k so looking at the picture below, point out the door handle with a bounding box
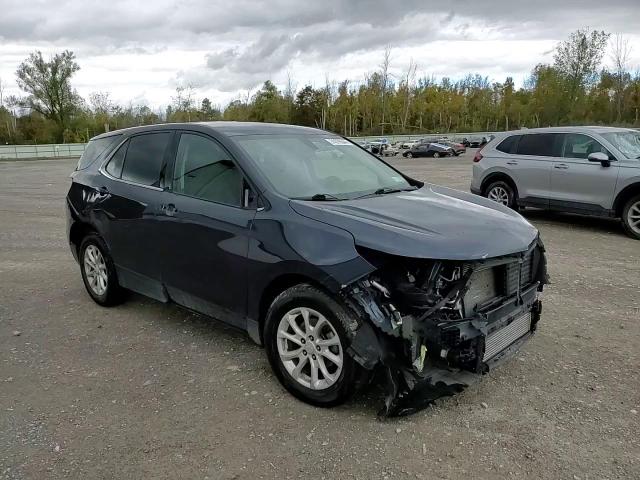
[554,164,569,170]
[161,203,177,216]
[506,161,518,165]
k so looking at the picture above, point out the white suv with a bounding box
[471,127,640,239]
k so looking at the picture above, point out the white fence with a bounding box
[0,131,496,160]
[0,143,87,160]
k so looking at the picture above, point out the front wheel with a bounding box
[485,181,517,209]
[264,284,365,407]
[433,152,440,158]
[622,195,640,240]
[405,152,413,158]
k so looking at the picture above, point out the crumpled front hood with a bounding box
[290,184,539,260]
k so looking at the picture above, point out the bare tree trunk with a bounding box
[380,45,391,136]
[401,58,417,132]
[611,34,631,122]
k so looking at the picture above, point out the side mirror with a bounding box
[587,152,611,167]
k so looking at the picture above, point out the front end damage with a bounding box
[341,238,548,417]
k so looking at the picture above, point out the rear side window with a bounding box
[120,132,172,186]
[496,135,520,154]
[516,134,560,157]
[76,135,121,170]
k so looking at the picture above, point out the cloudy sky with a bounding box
[1,0,639,110]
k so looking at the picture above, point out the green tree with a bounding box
[15,50,81,141]
[553,28,610,118]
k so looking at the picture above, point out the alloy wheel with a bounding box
[84,245,108,296]
[628,200,640,235]
[487,186,510,206]
[276,307,343,390]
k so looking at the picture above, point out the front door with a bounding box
[159,131,255,327]
[549,133,619,214]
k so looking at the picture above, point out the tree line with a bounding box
[0,28,638,145]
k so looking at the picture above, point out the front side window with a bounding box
[561,133,610,160]
[601,131,640,160]
[172,133,242,206]
[516,133,560,157]
[120,132,172,186]
[235,134,412,199]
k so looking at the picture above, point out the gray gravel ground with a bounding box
[1,152,639,479]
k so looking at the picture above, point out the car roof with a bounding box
[92,121,328,140]
[498,126,636,136]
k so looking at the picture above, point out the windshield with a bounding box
[602,131,640,159]
[234,134,413,199]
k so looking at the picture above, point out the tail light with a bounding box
[473,144,486,163]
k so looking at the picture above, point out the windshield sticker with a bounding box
[325,138,353,146]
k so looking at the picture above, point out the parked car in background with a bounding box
[438,140,467,156]
[468,136,485,148]
[471,126,640,239]
[67,121,547,416]
[460,137,470,147]
[402,142,454,158]
[368,141,397,156]
[399,141,417,149]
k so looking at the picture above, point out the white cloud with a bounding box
[0,0,639,108]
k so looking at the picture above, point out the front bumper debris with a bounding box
[343,238,547,417]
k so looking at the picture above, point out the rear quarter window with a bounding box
[76,135,122,170]
[496,135,520,154]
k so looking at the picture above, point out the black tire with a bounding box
[621,194,640,240]
[79,233,124,306]
[485,180,517,209]
[405,152,413,158]
[264,284,366,408]
[433,152,440,158]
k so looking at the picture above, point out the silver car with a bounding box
[470,127,640,239]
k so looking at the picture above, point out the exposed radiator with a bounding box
[483,312,532,361]
[504,250,535,296]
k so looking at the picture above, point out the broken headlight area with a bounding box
[343,239,548,417]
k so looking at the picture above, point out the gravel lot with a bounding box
[1,152,639,480]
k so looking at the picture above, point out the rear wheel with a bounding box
[264,284,366,407]
[622,195,640,240]
[433,152,440,158]
[485,180,517,209]
[79,234,123,306]
[405,152,413,158]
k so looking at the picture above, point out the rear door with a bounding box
[159,131,256,327]
[549,133,619,214]
[508,133,561,207]
[98,131,174,300]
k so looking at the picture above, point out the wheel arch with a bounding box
[69,221,99,258]
[613,182,640,217]
[481,171,520,199]
[256,273,331,344]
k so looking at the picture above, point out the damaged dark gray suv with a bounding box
[66,122,547,416]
